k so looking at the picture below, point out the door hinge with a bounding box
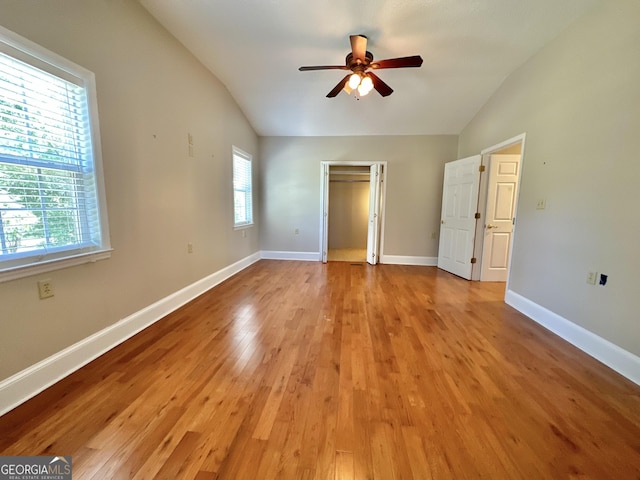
[474,212,481,219]
[470,257,477,264]
[479,165,486,172]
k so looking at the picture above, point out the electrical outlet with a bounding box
[242,229,247,238]
[586,271,597,285]
[38,279,54,299]
[536,199,546,210]
[187,133,194,157]
[187,243,193,254]
[294,228,300,235]
[431,231,437,239]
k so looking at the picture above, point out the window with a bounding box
[0,26,110,281]
[232,147,253,227]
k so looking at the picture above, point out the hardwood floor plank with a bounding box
[252,347,299,440]
[334,450,354,480]
[1,261,639,479]
[154,430,203,480]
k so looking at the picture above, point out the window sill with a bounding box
[0,249,113,283]
[234,223,254,230]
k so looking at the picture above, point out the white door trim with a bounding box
[480,133,527,156]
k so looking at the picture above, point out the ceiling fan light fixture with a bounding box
[348,73,361,90]
[358,75,374,95]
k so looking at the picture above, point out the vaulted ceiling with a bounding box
[139,0,600,137]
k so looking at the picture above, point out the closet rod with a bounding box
[329,179,370,183]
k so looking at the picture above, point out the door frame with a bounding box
[319,161,387,263]
[471,133,527,286]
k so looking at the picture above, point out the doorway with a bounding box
[327,165,369,262]
[320,162,386,264]
[472,135,525,282]
[437,134,525,282]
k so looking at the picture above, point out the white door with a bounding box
[321,163,330,263]
[366,164,382,265]
[437,155,481,279]
[480,154,521,281]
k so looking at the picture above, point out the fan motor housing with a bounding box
[346,51,374,69]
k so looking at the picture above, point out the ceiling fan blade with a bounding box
[299,65,349,71]
[327,75,351,98]
[350,34,368,62]
[371,55,423,69]
[368,72,394,97]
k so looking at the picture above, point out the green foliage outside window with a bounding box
[0,97,84,255]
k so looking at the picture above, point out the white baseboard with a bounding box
[505,289,640,386]
[260,250,320,261]
[0,251,261,417]
[259,252,439,266]
[381,255,438,266]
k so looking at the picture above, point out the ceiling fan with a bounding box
[298,34,423,98]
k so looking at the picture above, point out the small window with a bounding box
[232,147,253,228]
[0,26,110,281]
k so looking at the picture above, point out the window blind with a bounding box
[233,148,253,227]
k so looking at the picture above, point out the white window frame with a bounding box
[232,146,253,228]
[0,26,111,282]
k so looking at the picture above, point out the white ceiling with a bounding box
[139,0,600,137]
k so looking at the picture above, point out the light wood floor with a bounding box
[327,248,367,262]
[1,261,639,479]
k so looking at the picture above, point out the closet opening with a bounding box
[320,162,386,264]
[327,165,370,262]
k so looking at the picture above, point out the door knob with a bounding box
[486,224,497,229]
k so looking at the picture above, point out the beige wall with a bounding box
[328,175,369,249]
[259,135,458,257]
[0,0,259,379]
[459,0,640,355]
